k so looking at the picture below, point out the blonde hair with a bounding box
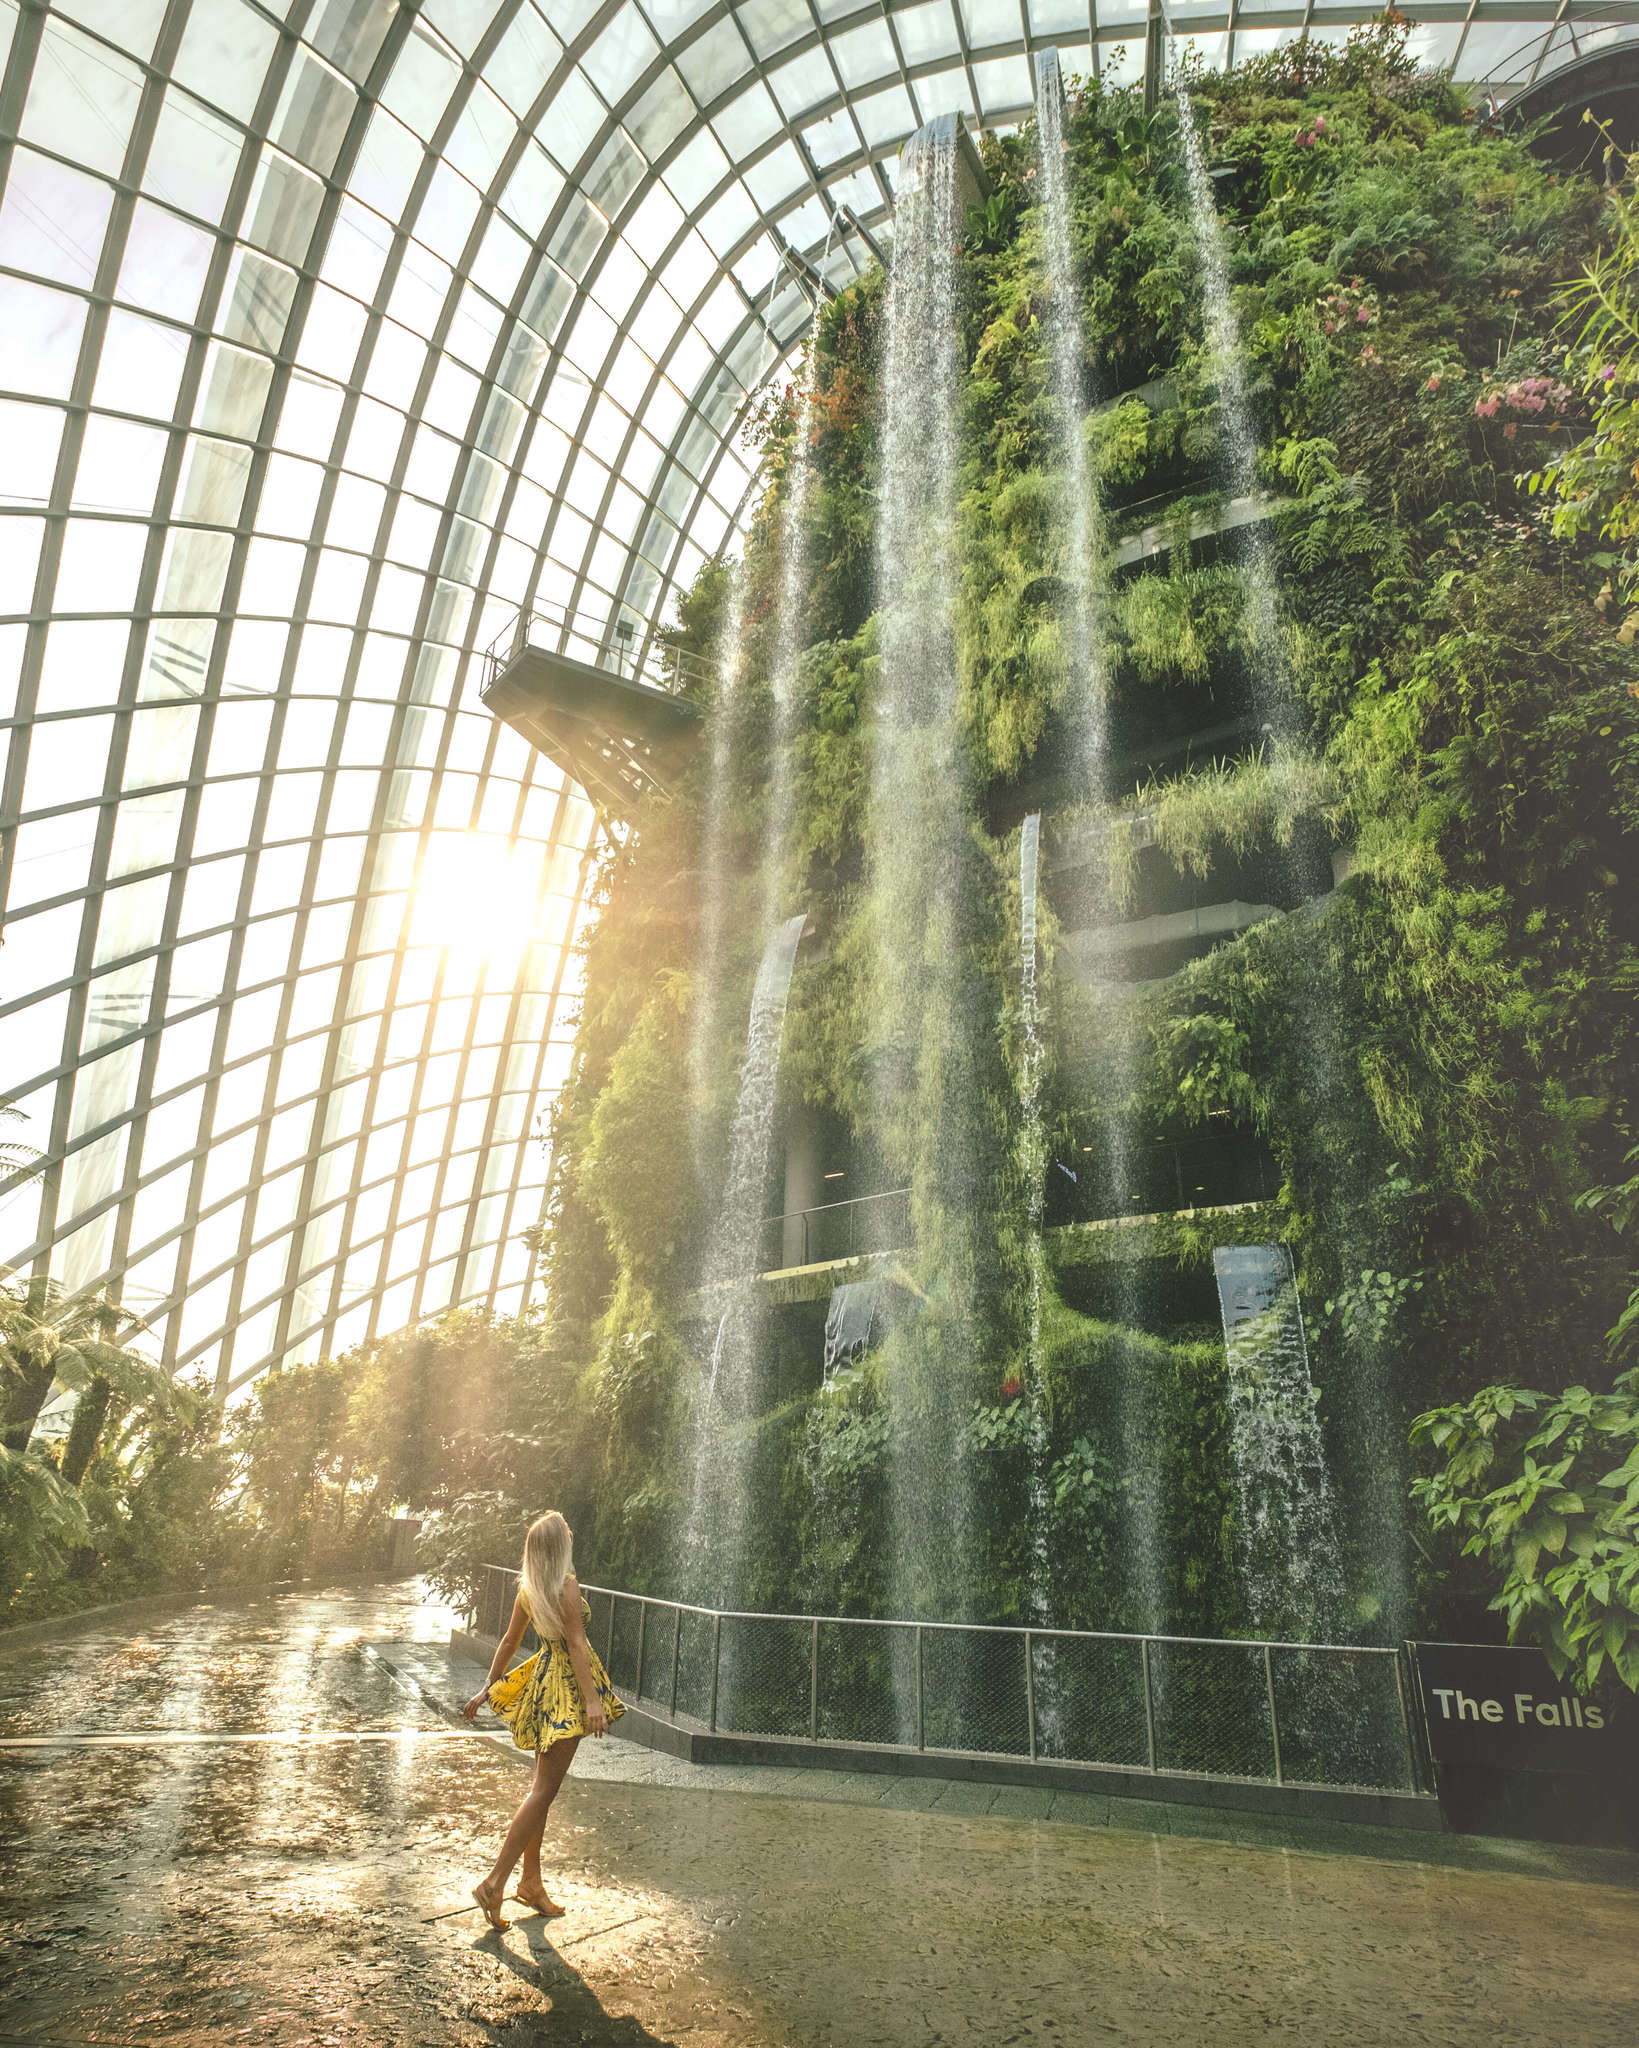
[518,1511,573,1636]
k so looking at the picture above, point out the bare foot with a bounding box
[511,1879,566,1918]
[471,1880,508,1930]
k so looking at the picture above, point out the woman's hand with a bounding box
[461,1690,490,1721]
[584,1703,610,1738]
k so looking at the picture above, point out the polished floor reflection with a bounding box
[2,1584,1636,2047]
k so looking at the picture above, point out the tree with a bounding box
[0,1278,160,1464]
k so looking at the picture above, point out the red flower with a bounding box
[1001,1375,1023,1399]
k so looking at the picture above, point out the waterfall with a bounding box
[868,114,984,1647]
[687,562,750,1185]
[1171,69,1291,739]
[1033,57,1162,1631]
[1170,52,1403,1633]
[684,910,808,1602]
[1032,51,1108,788]
[1214,1244,1347,1639]
[760,289,826,935]
[821,1280,879,1382]
[1017,814,1052,1633]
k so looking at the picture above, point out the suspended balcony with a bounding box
[479,604,704,818]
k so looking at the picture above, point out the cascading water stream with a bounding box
[759,259,829,936]
[1032,56,1164,1632]
[1213,1246,1346,1639]
[1166,39,1402,1635]
[684,910,808,1604]
[1032,50,1106,787]
[868,116,984,1656]
[1017,813,1050,1617]
[1169,49,1289,736]
[687,564,750,1186]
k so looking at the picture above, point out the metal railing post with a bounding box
[635,1600,647,1700]
[669,1604,682,1720]
[708,1613,722,1733]
[1024,1629,1037,1761]
[605,1592,617,1668]
[1392,1645,1419,1792]
[809,1618,820,1741]
[1140,1638,1157,1772]
[1264,1644,1283,1785]
[916,1626,925,1751]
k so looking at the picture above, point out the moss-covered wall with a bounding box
[538,27,1638,1641]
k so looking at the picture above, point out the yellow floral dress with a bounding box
[486,1591,626,1753]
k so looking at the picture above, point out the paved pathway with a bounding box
[2,1583,1636,2047]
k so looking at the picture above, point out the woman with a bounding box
[461,1510,626,1926]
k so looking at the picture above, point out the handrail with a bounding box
[480,601,715,698]
[758,1184,912,1268]
[763,1185,911,1229]
[545,1576,1403,1659]
[465,1564,1423,1791]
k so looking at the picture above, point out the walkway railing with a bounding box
[469,1568,1422,1795]
[481,602,713,698]
[757,1185,912,1270]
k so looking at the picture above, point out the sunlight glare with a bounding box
[407,833,543,963]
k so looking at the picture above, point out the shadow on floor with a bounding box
[473,1914,680,2046]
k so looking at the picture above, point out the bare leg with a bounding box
[515,1736,580,1913]
[474,1737,580,1925]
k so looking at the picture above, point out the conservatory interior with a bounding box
[0,0,1636,1855]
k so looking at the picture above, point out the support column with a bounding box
[1144,0,1167,117]
[781,1099,826,1267]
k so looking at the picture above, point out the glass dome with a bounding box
[0,0,1626,1394]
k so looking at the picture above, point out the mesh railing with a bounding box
[467,1567,1421,1794]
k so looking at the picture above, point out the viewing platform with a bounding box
[479,604,703,816]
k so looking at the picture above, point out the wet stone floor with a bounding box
[2,1585,1637,2048]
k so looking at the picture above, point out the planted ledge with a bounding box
[1050,1200,1281,1276]
[687,1203,1280,1315]
[1112,491,1294,571]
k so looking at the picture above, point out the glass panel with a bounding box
[117,201,216,324]
[0,149,114,291]
[20,16,144,178]
[145,89,244,226]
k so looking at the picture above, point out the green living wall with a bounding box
[538,23,1638,1648]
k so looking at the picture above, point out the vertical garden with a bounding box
[537,24,1638,1664]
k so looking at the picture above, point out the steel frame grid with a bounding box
[0,0,1629,1400]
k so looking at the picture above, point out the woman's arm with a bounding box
[460,1592,529,1719]
[561,1575,609,1736]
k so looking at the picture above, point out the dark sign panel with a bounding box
[1410,1642,1631,1777]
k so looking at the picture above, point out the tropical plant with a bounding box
[1526,127,1639,625]
[1411,1374,1639,1690]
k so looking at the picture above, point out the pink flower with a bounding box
[1357,305,1371,323]
[1474,396,1499,418]
[1314,115,1327,132]
[1599,364,1617,384]
[1324,320,1336,334]
[1425,374,1441,391]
